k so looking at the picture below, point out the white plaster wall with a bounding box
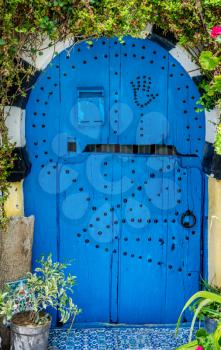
[205,108,220,144]
[208,178,221,287]
[4,106,25,147]
[20,36,75,70]
[169,45,201,77]
[141,23,153,38]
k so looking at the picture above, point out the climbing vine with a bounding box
[0,0,221,225]
[0,0,149,225]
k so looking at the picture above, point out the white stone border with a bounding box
[4,106,26,147]
[169,45,201,78]
[205,108,220,144]
[20,37,75,71]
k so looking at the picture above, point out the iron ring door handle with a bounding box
[181,210,197,228]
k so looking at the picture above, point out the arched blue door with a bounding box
[25,37,205,324]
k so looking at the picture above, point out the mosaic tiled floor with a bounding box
[48,327,190,350]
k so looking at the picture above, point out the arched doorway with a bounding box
[24,37,205,324]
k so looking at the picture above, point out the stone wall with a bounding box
[0,216,34,286]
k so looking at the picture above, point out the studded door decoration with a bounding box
[25,37,205,324]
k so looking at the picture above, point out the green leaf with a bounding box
[176,340,198,350]
[213,75,221,93]
[15,27,28,33]
[199,51,220,71]
[216,36,221,44]
[213,324,221,349]
[196,328,208,338]
[0,39,6,45]
[189,299,212,341]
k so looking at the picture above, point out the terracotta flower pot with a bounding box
[10,312,51,350]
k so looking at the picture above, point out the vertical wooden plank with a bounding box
[164,159,202,322]
[59,155,114,322]
[58,38,114,323]
[110,154,122,322]
[118,156,166,323]
[109,38,121,145]
[163,157,187,322]
[183,166,202,320]
[120,38,168,146]
[168,55,205,157]
[108,39,122,322]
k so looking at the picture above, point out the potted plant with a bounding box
[191,282,221,334]
[0,255,81,350]
[176,288,221,350]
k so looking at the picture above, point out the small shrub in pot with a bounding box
[0,255,81,350]
[188,281,221,334]
[176,281,221,349]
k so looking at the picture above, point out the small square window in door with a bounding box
[77,88,104,126]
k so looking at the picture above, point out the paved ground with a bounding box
[48,326,189,350]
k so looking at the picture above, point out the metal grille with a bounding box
[84,144,177,155]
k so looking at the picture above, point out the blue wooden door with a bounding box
[59,154,202,323]
[25,37,205,324]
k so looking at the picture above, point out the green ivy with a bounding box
[215,123,221,154]
[199,51,220,71]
